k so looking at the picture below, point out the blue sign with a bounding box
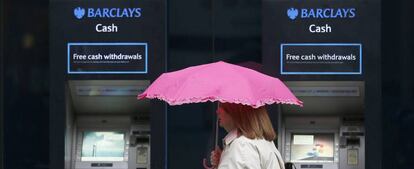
[280,43,362,75]
[67,42,148,74]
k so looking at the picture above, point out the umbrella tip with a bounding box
[137,93,146,100]
[297,101,304,107]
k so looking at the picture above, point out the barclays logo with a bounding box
[287,7,356,20]
[74,7,86,19]
[74,7,142,19]
[287,8,299,20]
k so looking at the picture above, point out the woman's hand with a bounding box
[210,146,222,168]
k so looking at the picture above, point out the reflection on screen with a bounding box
[291,133,334,163]
[81,131,125,161]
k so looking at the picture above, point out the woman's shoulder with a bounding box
[231,135,272,147]
[232,135,278,152]
[232,135,254,145]
[227,135,256,150]
[235,135,271,143]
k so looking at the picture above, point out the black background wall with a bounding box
[2,0,50,169]
[167,0,262,168]
[382,0,414,168]
[0,0,4,167]
[1,0,414,169]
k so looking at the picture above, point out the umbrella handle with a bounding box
[205,110,220,169]
[215,116,219,147]
[203,158,215,169]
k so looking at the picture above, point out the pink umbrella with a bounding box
[137,61,302,168]
[138,61,302,107]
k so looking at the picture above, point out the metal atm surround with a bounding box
[279,81,365,169]
[66,80,152,169]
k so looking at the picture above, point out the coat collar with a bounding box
[223,129,239,146]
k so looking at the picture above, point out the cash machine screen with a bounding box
[290,133,335,162]
[81,131,125,161]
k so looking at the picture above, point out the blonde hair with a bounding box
[219,103,276,141]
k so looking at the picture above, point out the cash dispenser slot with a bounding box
[91,163,113,167]
[346,138,360,146]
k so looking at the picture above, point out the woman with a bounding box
[210,103,285,169]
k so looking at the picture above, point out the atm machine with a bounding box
[279,81,365,169]
[65,80,151,169]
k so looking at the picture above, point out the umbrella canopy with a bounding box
[138,61,302,107]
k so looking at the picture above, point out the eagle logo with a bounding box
[287,8,299,20]
[74,7,85,19]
